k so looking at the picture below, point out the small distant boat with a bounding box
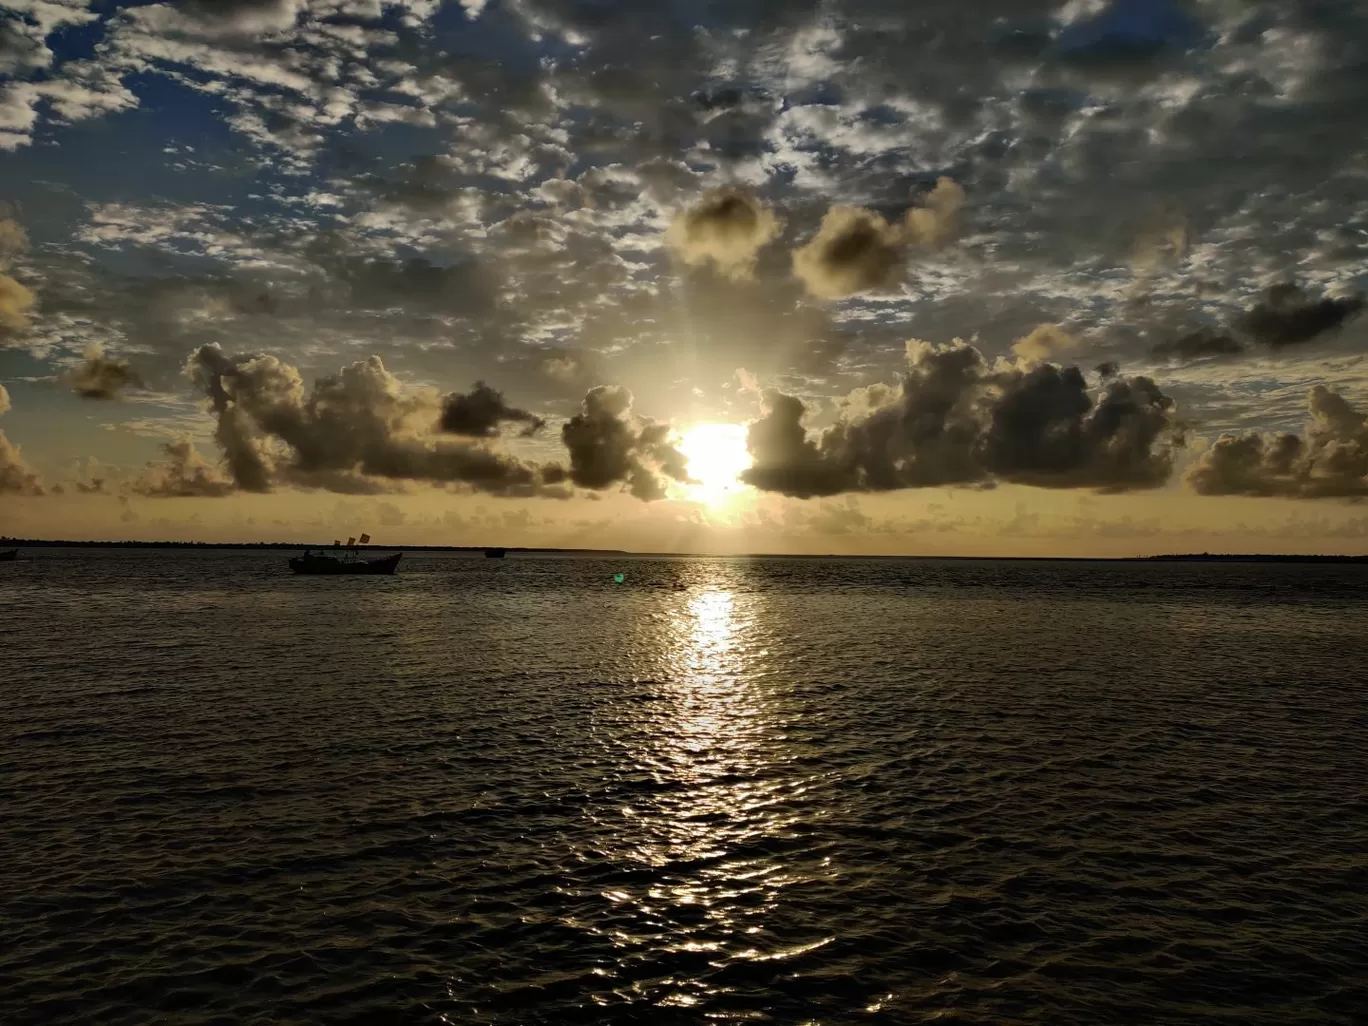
[289,551,402,575]
[0,549,16,562]
[485,548,506,559]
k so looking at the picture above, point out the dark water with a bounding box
[2,550,1367,1025]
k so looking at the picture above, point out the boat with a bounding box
[289,532,400,575]
[0,549,16,561]
[485,548,506,558]
[289,551,402,575]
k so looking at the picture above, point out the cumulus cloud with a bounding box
[1236,283,1365,350]
[792,205,904,300]
[902,177,967,247]
[1012,324,1081,362]
[1188,386,1368,498]
[64,344,145,399]
[186,345,566,497]
[665,187,782,281]
[561,385,688,501]
[742,339,1181,497]
[0,209,34,333]
[438,381,545,438]
[792,177,965,298]
[132,438,235,497]
[978,364,1178,491]
[0,383,43,495]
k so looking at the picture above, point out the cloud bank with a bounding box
[1189,386,1368,498]
[186,345,567,497]
[744,339,1181,497]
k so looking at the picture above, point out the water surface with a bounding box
[2,551,1366,1024]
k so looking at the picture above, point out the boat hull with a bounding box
[289,552,402,575]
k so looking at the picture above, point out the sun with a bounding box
[678,422,752,506]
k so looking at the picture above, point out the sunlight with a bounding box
[678,423,751,506]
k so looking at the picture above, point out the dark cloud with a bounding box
[186,345,566,497]
[561,385,688,501]
[742,339,1181,497]
[132,439,235,498]
[665,187,782,281]
[1237,283,1365,350]
[742,391,853,499]
[1151,329,1246,362]
[64,344,144,400]
[1188,386,1368,499]
[0,384,43,495]
[1151,283,1363,364]
[438,381,545,438]
[979,365,1178,491]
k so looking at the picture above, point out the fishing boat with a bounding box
[0,549,16,562]
[485,548,506,558]
[289,551,401,575]
[289,533,401,575]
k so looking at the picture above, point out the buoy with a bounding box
[613,573,626,584]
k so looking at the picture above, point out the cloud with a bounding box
[64,344,145,399]
[0,383,43,495]
[438,381,545,438]
[742,338,1182,497]
[792,205,904,300]
[1150,281,1363,364]
[561,385,688,500]
[1012,323,1081,363]
[792,178,965,298]
[132,438,235,497]
[902,177,967,247]
[167,0,307,35]
[1151,328,1245,362]
[1188,386,1368,498]
[978,364,1178,491]
[0,209,34,333]
[186,345,567,497]
[665,187,782,281]
[0,273,32,332]
[1236,283,1365,350]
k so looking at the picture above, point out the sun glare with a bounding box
[679,423,752,506]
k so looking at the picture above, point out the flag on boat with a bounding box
[358,533,371,544]
[347,536,356,547]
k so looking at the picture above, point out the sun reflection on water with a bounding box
[575,583,837,1012]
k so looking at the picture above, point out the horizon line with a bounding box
[4,538,1368,563]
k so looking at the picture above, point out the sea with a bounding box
[1,548,1366,1025]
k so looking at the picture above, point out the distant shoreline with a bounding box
[3,539,1367,563]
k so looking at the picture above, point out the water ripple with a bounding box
[1,551,1366,1024]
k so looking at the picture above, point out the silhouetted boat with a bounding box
[485,548,506,558]
[0,549,16,561]
[289,551,401,575]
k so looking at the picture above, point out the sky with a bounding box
[3,0,1368,555]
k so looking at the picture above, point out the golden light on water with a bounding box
[678,423,751,507]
